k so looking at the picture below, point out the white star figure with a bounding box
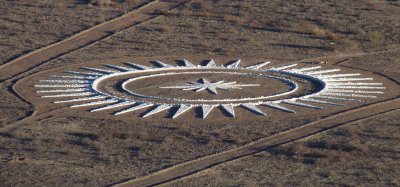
[160,78,260,94]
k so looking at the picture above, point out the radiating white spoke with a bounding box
[49,75,99,80]
[201,105,215,119]
[154,61,173,68]
[172,105,193,119]
[182,59,195,67]
[91,101,136,112]
[81,67,118,74]
[303,69,341,75]
[66,71,104,76]
[287,66,321,73]
[39,80,90,84]
[225,60,241,68]
[70,99,118,108]
[125,62,151,70]
[115,103,153,115]
[34,84,88,88]
[283,100,323,110]
[245,61,271,69]
[221,104,235,118]
[262,103,296,113]
[205,59,217,68]
[41,92,94,98]
[103,64,135,72]
[36,88,88,93]
[270,64,298,71]
[143,105,172,118]
[241,104,266,116]
[54,95,107,103]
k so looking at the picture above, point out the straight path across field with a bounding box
[0,0,186,81]
[113,97,400,187]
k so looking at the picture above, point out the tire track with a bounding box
[113,96,400,187]
[0,0,187,82]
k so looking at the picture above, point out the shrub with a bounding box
[367,31,384,44]
[88,0,115,7]
[300,22,326,37]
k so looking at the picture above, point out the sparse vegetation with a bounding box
[300,23,327,37]
[88,0,115,7]
[368,31,385,44]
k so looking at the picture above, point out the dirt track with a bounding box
[113,96,400,187]
[0,0,187,82]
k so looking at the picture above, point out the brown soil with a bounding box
[0,0,400,186]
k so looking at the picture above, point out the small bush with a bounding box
[300,23,326,37]
[223,15,238,24]
[249,19,262,28]
[367,31,384,44]
[88,0,115,7]
[338,38,359,52]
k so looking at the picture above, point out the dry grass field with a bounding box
[0,0,399,186]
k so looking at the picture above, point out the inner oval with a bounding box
[122,72,293,101]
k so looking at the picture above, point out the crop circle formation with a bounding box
[34,59,385,119]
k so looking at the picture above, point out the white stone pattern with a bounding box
[34,59,385,119]
[160,78,260,94]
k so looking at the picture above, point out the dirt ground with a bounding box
[0,0,399,186]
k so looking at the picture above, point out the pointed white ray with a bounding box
[316,74,361,78]
[320,93,377,98]
[326,86,386,89]
[287,66,321,73]
[39,80,91,84]
[207,85,218,94]
[182,59,195,67]
[262,103,296,113]
[91,101,137,112]
[34,84,88,88]
[50,75,99,80]
[143,105,172,118]
[325,89,384,94]
[299,98,345,106]
[103,64,135,72]
[303,69,341,75]
[241,104,266,116]
[204,59,217,68]
[41,92,94,98]
[154,61,174,68]
[54,95,107,103]
[172,105,193,119]
[221,104,235,118]
[66,71,104,76]
[310,95,357,101]
[225,60,241,68]
[269,64,298,71]
[114,103,153,115]
[245,61,271,69]
[36,88,88,93]
[283,100,323,110]
[201,105,215,119]
[70,99,118,108]
[80,67,118,74]
[327,82,383,86]
[323,78,374,82]
[125,62,151,70]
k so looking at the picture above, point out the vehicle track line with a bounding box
[112,97,400,187]
[0,0,187,82]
